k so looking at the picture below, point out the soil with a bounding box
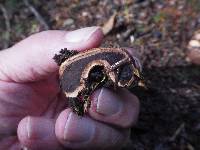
[0,0,200,149]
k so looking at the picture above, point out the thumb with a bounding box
[0,27,103,82]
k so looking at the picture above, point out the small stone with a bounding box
[82,11,89,17]
[63,18,74,27]
[194,33,200,40]
[139,12,147,19]
[189,40,200,48]
[130,35,135,43]
[116,34,121,39]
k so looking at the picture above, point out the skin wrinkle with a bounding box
[0,52,37,82]
[47,94,68,119]
[0,94,27,113]
[42,96,59,118]
[0,103,29,120]
[0,82,33,109]
[30,92,57,114]
[0,49,26,82]
[27,80,61,118]
[9,67,24,83]
[29,76,59,96]
[0,104,27,117]
[18,64,39,82]
[23,54,43,81]
[0,70,12,82]
[29,67,41,82]
[28,60,56,82]
[0,82,35,135]
[40,95,59,118]
[52,93,68,119]
[0,60,13,82]
[0,84,36,115]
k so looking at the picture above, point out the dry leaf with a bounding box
[101,12,117,35]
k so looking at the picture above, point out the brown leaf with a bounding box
[101,12,117,35]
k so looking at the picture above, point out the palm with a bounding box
[0,74,65,149]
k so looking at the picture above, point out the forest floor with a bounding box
[0,0,200,149]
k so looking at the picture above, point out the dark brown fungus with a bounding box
[54,48,143,115]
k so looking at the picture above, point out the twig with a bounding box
[23,0,49,30]
[169,123,185,141]
[0,4,11,48]
[187,143,195,150]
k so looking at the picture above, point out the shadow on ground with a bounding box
[127,65,200,150]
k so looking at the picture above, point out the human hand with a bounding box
[0,27,140,150]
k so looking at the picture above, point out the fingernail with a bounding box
[65,26,100,43]
[95,88,123,116]
[25,117,54,140]
[64,112,94,142]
